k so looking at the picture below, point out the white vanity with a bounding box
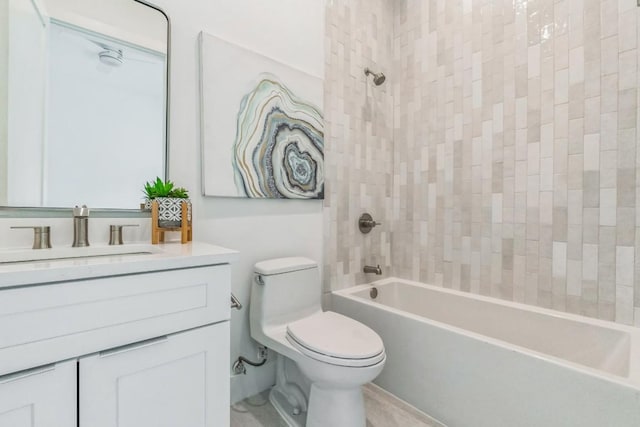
[0,242,238,426]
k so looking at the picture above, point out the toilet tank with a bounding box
[250,257,322,334]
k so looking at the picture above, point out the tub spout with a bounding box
[363,264,382,275]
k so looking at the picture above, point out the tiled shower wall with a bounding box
[392,0,640,325]
[323,0,394,291]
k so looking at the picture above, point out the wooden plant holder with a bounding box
[151,200,193,244]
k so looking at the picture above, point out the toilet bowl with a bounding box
[249,257,386,427]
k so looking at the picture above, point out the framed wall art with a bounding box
[199,32,324,199]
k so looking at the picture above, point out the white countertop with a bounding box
[0,241,239,288]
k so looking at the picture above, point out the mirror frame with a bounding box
[0,0,170,218]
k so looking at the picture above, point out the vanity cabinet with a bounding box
[0,325,229,427]
[0,360,77,427]
[0,243,238,427]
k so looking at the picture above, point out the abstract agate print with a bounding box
[233,77,324,199]
[199,32,324,199]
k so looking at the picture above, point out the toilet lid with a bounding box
[286,312,384,365]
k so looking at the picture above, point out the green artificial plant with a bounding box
[143,177,189,200]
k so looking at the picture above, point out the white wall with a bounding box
[0,1,8,204]
[145,0,325,402]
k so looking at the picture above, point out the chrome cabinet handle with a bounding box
[0,364,55,384]
[100,336,168,357]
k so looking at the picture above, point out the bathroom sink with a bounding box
[0,244,160,264]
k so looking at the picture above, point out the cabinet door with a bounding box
[80,323,229,427]
[0,360,77,427]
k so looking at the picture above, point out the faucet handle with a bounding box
[11,226,52,249]
[108,224,139,245]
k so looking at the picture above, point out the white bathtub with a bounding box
[332,278,640,427]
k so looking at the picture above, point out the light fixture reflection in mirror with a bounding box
[97,46,124,68]
[0,0,169,212]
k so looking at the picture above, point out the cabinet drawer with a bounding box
[0,265,230,376]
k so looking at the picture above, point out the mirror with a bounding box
[0,0,168,211]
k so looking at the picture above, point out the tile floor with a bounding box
[230,383,444,427]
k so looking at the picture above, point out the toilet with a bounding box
[250,257,386,427]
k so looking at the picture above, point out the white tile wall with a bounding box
[323,0,394,292]
[391,0,640,324]
[325,0,640,325]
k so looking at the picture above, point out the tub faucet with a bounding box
[363,264,382,275]
[72,205,90,247]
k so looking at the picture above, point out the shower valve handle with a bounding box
[359,213,381,234]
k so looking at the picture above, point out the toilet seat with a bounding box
[286,311,385,367]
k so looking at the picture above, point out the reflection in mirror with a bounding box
[0,0,168,210]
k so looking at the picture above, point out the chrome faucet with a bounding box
[72,205,90,247]
[363,264,382,275]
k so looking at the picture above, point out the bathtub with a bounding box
[332,278,640,427]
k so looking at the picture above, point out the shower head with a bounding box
[364,68,386,85]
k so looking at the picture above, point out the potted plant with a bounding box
[143,177,191,228]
